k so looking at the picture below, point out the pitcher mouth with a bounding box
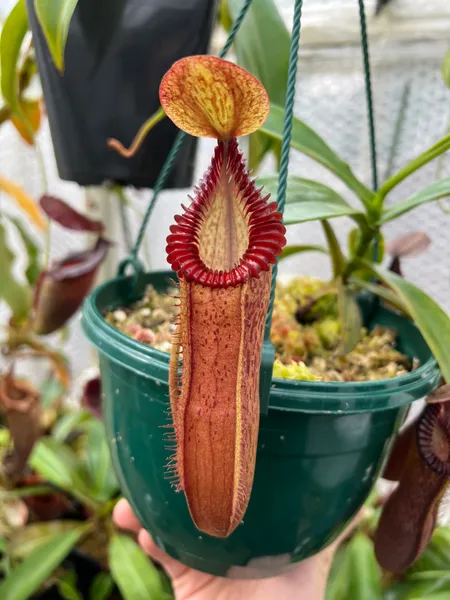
[166,138,285,288]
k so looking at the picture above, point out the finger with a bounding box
[113,498,142,533]
[137,529,192,581]
[327,507,365,553]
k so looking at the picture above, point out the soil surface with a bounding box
[105,277,415,382]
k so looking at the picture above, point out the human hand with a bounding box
[114,499,360,600]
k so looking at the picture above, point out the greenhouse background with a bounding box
[0,0,449,378]
[0,1,450,598]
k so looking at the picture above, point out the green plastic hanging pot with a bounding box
[82,270,440,578]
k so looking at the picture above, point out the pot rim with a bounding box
[82,270,441,413]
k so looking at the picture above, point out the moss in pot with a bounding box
[105,276,415,383]
[82,55,450,577]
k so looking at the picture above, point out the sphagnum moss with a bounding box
[105,277,414,382]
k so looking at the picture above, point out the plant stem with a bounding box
[342,224,379,281]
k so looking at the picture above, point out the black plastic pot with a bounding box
[26,0,218,188]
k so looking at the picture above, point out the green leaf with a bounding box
[326,543,352,600]
[347,533,382,600]
[109,534,166,600]
[39,378,66,409]
[409,571,450,580]
[58,570,83,600]
[0,524,89,600]
[248,131,277,172]
[337,281,362,355]
[441,49,450,89]
[52,409,92,442]
[9,520,84,559]
[378,134,450,203]
[381,178,450,223]
[350,278,409,315]
[260,104,374,205]
[82,419,119,502]
[29,437,98,508]
[410,593,450,600]
[259,175,361,224]
[366,264,450,383]
[90,572,115,600]
[0,222,31,321]
[34,0,79,73]
[5,215,41,285]
[225,0,289,170]
[322,220,346,277]
[0,0,28,115]
[0,485,54,500]
[280,244,328,261]
[227,0,289,105]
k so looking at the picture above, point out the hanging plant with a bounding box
[161,55,286,537]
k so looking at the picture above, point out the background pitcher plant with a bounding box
[161,56,286,537]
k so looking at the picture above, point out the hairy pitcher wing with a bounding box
[161,57,285,537]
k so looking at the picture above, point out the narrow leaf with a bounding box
[337,281,362,355]
[5,215,41,285]
[29,437,98,508]
[58,579,83,600]
[381,179,450,223]
[9,521,85,559]
[259,175,361,224]
[0,485,54,500]
[441,49,450,89]
[89,572,115,600]
[0,0,28,115]
[378,135,450,202]
[109,534,166,600]
[226,0,289,106]
[0,175,46,230]
[225,0,290,170]
[82,419,118,502]
[409,571,450,580]
[326,544,352,600]
[367,264,450,383]
[0,223,31,321]
[40,195,104,232]
[347,533,383,600]
[350,278,409,315]
[34,0,79,73]
[52,409,91,442]
[0,525,89,600]
[39,378,66,408]
[411,591,450,600]
[280,244,328,261]
[11,100,42,145]
[322,220,345,277]
[260,104,374,205]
